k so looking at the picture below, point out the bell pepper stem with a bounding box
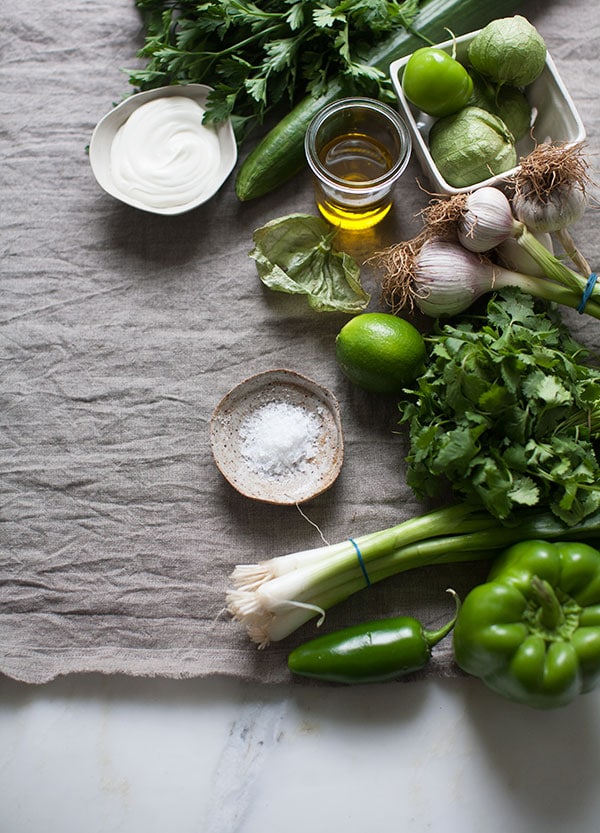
[530,575,565,630]
[423,588,461,647]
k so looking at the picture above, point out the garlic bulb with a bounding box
[414,240,491,316]
[376,237,600,320]
[458,187,515,252]
[513,181,588,233]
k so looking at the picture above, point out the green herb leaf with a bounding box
[400,288,600,524]
[313,6,346,29]
[129,0,425,140]
[250,214,370,313]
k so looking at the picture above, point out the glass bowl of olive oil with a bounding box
[305,97,412,231]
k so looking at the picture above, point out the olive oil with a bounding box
[314,131,397,230]
[305,99,411,231]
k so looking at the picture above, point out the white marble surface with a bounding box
[2,672,600,832]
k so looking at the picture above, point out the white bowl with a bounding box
[210,369,344,505]
[89,84,237,214]
[390,31,586,195]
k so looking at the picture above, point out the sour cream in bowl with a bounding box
[89,85,237,214]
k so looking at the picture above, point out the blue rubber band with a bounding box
[349,538,371,587]
[578,272,598,314]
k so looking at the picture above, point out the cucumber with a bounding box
[235,0,523,201]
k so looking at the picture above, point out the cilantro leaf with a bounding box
[313,6,346,29]
[401,289,600,525]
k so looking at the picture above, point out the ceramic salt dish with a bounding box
[390,30,586,195]
[89,84,237,215]
[210,369,344,505]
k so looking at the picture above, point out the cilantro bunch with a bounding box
[401,289,600,525]
[129,0,422,139]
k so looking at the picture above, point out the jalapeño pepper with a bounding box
[288,591,459,684]
[453,540,600,709]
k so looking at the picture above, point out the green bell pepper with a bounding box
[453,540,600,709]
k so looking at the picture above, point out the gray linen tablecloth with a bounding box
[2,0,599,684]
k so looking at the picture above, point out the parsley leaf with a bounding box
[128,0,425,141]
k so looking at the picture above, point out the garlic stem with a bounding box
[496,231,553,277]
[555,227,592,276]
[492,268,600,318]
[513,220,589,295]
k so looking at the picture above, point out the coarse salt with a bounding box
[239,401,322,479]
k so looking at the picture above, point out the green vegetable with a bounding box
[375,236,600,322]
[249,214,369,313]
[401,289,600,525]
[468,15,547,88]
[227,500,600,647]
[129,0,425,141]
[484,85,531,142]
[402,47,473,117]
[453,187,591,301]
[469,72,531,141]
[288,590,459,683]
[428,105,516,188]
[235,0,523,200]
[453,540,600,709]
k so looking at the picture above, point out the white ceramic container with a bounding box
[89,84,237,214]
[390,31,586,195]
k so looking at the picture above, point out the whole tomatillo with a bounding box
[468,15,547,87]
[401,47,473,118]
[429,106,516,187]
[469,72,532,141]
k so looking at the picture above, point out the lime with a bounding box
[335,312,426,394]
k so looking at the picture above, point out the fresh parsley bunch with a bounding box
[401,289,600,525]
[129,0,422,139]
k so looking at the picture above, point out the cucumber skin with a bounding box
[235,0,523,201]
